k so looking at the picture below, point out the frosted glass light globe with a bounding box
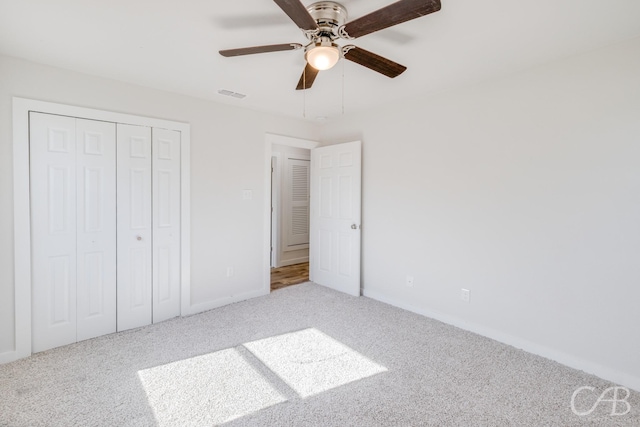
[306,45,340,71]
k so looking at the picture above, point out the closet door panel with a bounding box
[117,124,153,331]
[76,119,117,341]
[30,112,78,352]
[152,128,181,323]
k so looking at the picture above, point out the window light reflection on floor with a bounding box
[244,328,388,399]
[137,348,286,425]
[137,328,387,425]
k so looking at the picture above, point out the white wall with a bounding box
[322,37,640,390]
[0,55,321,355]
[272,143,310,267]
[2,35,639,390]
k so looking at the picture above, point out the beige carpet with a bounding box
[0,283,638,426]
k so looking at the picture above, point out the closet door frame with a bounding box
[9,97,191,363]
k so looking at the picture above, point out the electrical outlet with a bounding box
[460,288,470,303]
[226,267,234,277]
[406,276,414,287]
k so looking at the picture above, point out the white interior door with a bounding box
[30,113,78,352]
[75,118,117,341]
[309,141,362,296]
[152,128,181,323]
[117,124,153,331]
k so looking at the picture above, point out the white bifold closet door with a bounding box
[31,116,181,352]
[116,124,153,331]
[30,113,117,353]
[117,124,181,331]
[151,128,181,324]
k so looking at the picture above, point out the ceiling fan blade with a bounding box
[296,63,320,90]
[219,43,302,57]
[340,0,441,39]
[273,0,319,31]
[343,46,407,78]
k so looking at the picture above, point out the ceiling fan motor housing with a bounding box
[305,1,348,40]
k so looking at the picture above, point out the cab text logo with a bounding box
[571,386,632,416]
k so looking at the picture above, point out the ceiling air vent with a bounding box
[217,89,247,99]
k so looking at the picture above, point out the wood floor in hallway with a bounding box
[270,262,309,291]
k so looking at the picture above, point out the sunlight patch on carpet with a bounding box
[244,328,387,398]
[138,348,286,426]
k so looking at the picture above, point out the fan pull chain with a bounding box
[303,65,307,119]
[342,58,345,115]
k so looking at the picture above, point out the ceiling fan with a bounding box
[219,0,442,90]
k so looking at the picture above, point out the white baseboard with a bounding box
[186,288,269,316]
[0,288,270,365]
[363,287,640,393]
[277,257,309,267]
[0,350,18,365]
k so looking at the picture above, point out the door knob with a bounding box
[351,224,358,230]
[136,235,142,241]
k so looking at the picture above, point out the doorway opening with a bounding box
[270,141,313,291]
[264,134,319,293]
[263,134,362,297]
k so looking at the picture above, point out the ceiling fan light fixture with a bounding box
[221,0,442,90]
[305,42,340,71]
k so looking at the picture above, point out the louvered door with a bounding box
[284,156,310,249]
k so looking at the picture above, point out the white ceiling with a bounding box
[1,0,640,121]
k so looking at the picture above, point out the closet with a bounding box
[29,112,181,353]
